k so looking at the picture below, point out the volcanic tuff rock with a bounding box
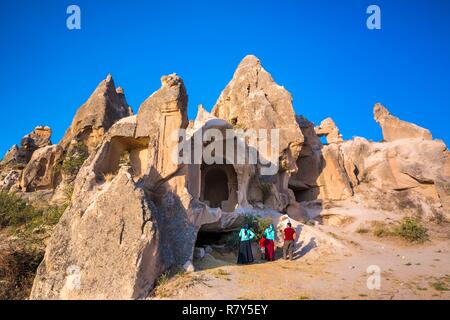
[211,55,304,172]
[0,126,53,192]
[0,144,19,165]
[20,144,64,192]
[16,126,52,164]
[290,108,450,220]
[0,54,446,299]
[30,74,196,299]
[60,74,132,152]
[315,117,344,144]
[374,103,432,142]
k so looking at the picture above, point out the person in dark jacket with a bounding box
[237,224,255,264]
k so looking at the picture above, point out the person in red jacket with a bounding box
[283,222,296,260]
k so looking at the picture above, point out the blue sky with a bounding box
[1,0,449,155]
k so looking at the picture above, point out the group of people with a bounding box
[237,222,297,264]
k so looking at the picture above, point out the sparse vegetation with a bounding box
[371,217,429,243]
[212,268,231,281]
[394,217,429,243]
[0,191,67,299]
[119,150,131,166]
[0,191,67,237]
[0,246,44,300]
[59,142,89,176]
[0,192,38,228]
[223,215,273,250]
[63,184,74,202]
[372,221,393,238]
[215,268,230,276]
[153,270,209,298]
[356,226,369,234]
[431,279,449,291]
[103,172,116,183]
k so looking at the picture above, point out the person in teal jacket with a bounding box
[263,224,276,261]
[237,224,255,264]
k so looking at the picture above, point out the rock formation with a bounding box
[290,105,449,220]
[315,117,344,144]
[0,126,53,192]
[0,145,19,165]
[60,74,132,152]
[0,55,447,299]
[374,103,432,142]
[30,57,313,299]
[31,74,196,299]
[211,55,304,171]
[20,144,64,192]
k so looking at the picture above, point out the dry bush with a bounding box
[0,246,44,300]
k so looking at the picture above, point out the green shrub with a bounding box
[372,222,393,238]
[0,192,39,228]
[0,191,66,234]
[119,150,131,166]
[223,215,273,249]
[59,142,89,176]
[394,217,429,243]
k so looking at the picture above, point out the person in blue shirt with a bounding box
[237,224,255,264]
[263,224,276,261]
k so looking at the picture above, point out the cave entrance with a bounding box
[195,231,234,247]
[194,230,238,266]
[200,164,238,212]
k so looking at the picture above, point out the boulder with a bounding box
[374,103,432,142]
[30,168,164,300]
[16,126,52,164]
[20,145,64,192]
[0,170,21,191]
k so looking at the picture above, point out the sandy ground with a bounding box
[152,203,450,300]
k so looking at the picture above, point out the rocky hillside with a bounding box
[0,55,448,300]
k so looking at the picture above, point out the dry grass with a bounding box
[103,172,116,183]
[356,226,370,234]
[0,245,44,300]
[430,276,450,291]
[211,268,231,281]
[153,271,210,298]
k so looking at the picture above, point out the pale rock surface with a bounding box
[16,126,52,164]
[20,144,64,192]
[60,74,132,152]
[374,103,432,142]
[0,145,19,165]
[31,74,202,299]
[30,168,163,299]
[211,55,304,173]
[315,117,344,144]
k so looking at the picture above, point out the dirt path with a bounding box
[152,206,450,300]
